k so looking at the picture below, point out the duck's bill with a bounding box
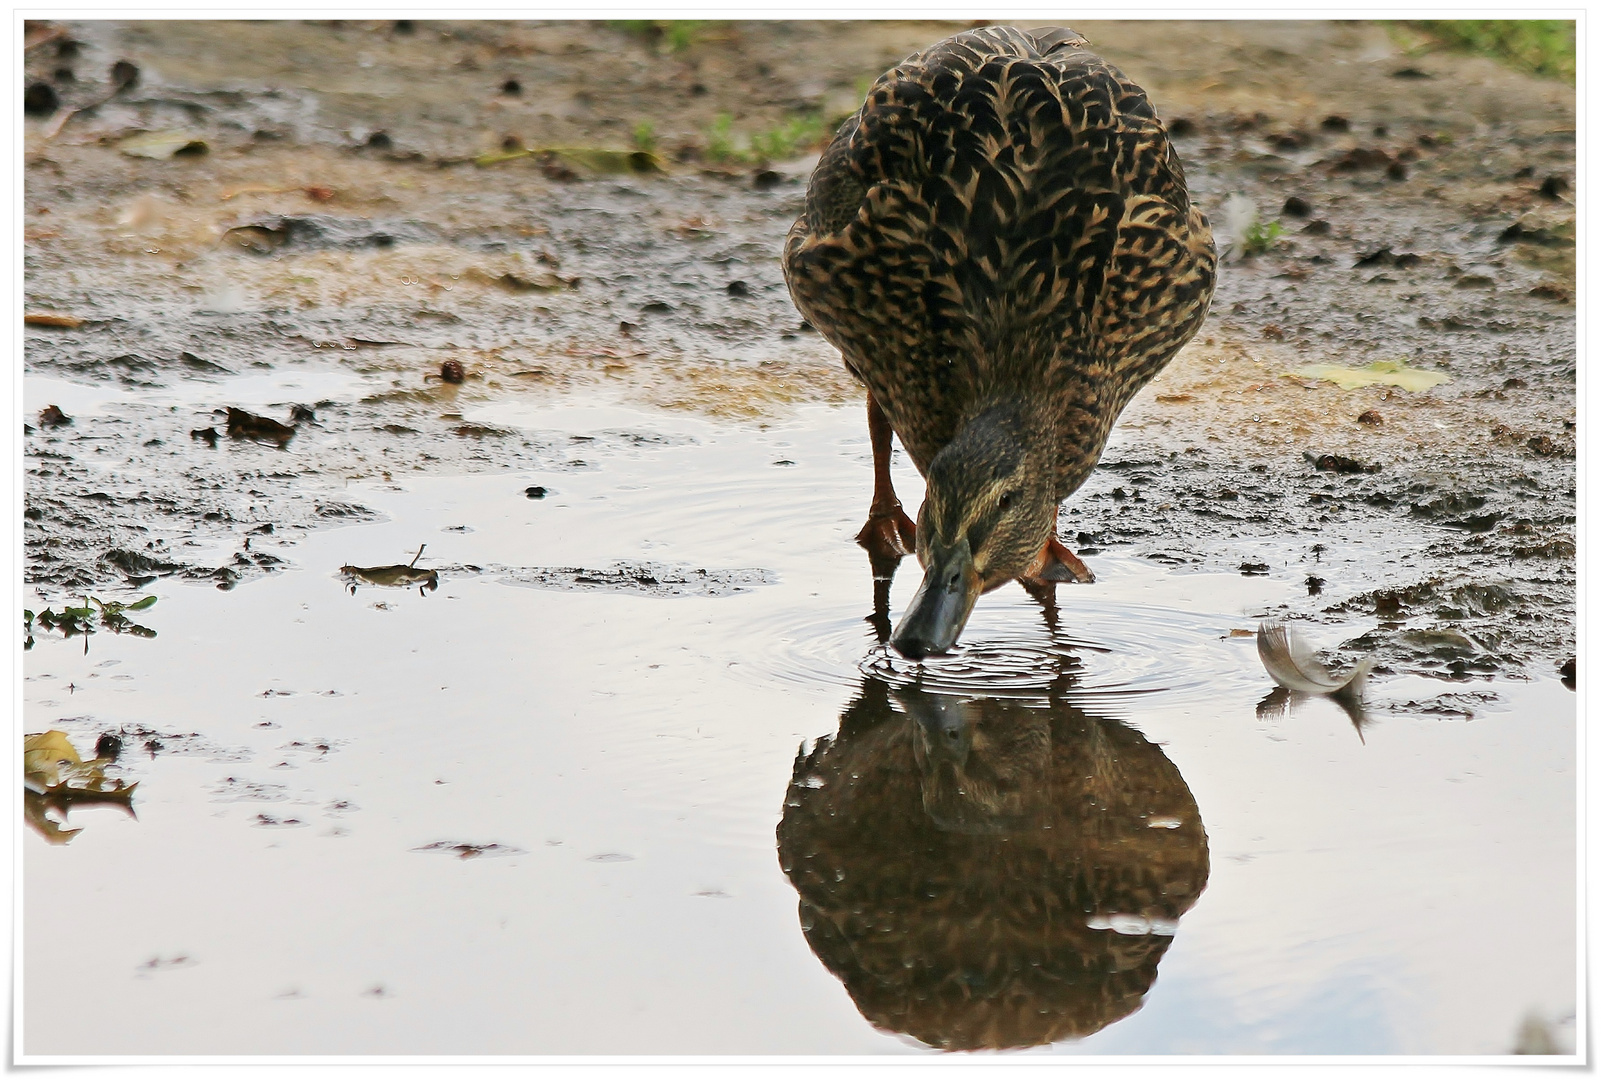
[889,541,981,659]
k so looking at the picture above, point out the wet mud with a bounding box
[22,18,1576,1058]
[23,19,1574,682]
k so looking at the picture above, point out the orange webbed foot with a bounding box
[855,502,917,566]
[1020,535,1094,587]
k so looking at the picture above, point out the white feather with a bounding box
[1218,193,1258,263]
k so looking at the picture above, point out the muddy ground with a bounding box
[23,19,1576,682]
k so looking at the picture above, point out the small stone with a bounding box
[110,59,139,91]
[1357,410,1382,425]
[524,486,547,499]
[1539,175,1569,199]
[24,82,58,117]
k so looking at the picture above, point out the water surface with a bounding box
[23,400,1575,1056]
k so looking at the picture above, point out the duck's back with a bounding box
[784,26,1215,485]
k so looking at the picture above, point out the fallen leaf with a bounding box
[118,129,209,160]
[24,730,84,791]
[24,312,82,328]
[340,544,438,592]
[340,563,439,589]
[465,267,577,293]
[23,728,138,847]
[1288,360,1450,392]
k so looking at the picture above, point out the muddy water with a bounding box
[23,394,1573,1056]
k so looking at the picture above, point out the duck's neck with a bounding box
[953,391,1112,503]
[953,395,1057,458]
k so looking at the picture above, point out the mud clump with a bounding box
[225,407,296,445]
[1306,452,1380,474]
[482,561,774,599]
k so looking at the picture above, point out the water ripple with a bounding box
[750,591,1250,711]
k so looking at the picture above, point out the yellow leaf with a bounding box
[24,313,83,328]
[24,729,136,799]
[24,730,81,791]
[1288,361,1451,392]
[118,130,209,160]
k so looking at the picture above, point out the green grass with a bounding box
[1395,20,1575,82]
[748,114,827,162]
[706,113,737,162]
[705,112,828,165]
[1242,219,1283,256]
[611,20,706,53]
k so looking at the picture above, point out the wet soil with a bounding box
[21,19,1576,1058]
[23,18,1575,682]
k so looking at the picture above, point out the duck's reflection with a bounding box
[777,675,1209,1051]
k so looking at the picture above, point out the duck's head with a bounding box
[890,402,1057,659]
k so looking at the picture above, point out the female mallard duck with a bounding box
[784,25,1215,658]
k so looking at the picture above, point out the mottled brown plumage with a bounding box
[784,26,1215,655]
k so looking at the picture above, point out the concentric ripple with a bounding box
[746,585,1261,712]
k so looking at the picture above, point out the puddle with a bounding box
[22,401,1574,1056]
[25,368,373,418]
[22,17,1574,1060]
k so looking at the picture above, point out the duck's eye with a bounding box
[997,489,1018,511]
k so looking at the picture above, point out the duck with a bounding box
[783,25,1216,658]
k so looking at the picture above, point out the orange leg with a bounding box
[854,393,917,568]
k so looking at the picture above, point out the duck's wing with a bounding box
[783,26,1215,476]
